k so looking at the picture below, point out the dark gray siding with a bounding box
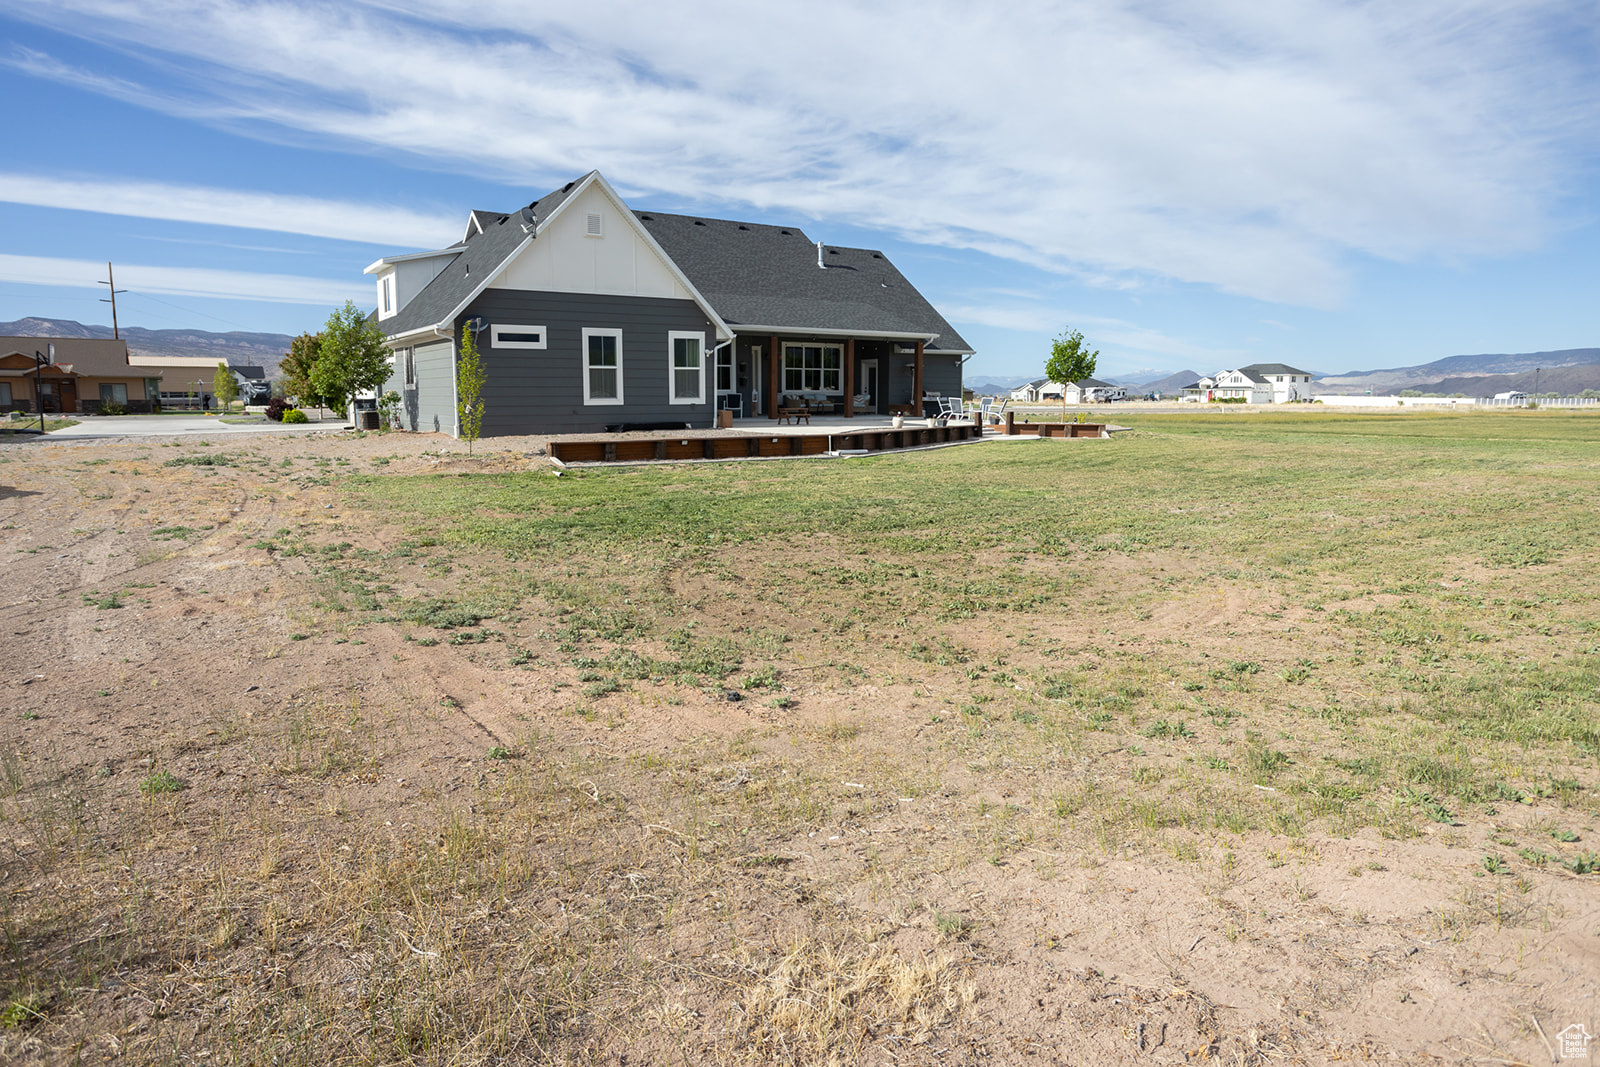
[462,290,717,435]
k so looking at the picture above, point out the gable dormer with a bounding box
[365,246,462,321]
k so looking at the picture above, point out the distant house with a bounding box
[366,169,972,436]
[1011,378,1125,403]
[1181,364,1313,403]
[0,336,162,414]
[129,356,270,409]
[1062,378,1125,403]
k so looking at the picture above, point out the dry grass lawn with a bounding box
[1,409,1597,1065]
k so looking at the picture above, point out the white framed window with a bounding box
[490,324,547,349]
[668,331,704,404]
[782,343,843,393]
[403,346,415,387]
[585,212,603,237]
[716,346,733,392]
[378,273,395,319]
[582,328,623,405]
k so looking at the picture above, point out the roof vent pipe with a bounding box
[817,242,825,269]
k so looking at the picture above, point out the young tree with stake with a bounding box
[1044,327,1099,421]
[456,325,486,453]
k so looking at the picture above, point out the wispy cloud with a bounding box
[0,253,369,305]
[0,173,458,248]
[7,0,1596,306]
[944,300,1245,363]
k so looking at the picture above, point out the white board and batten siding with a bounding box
[490,184,694,302]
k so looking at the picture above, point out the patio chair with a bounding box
[980,397,1009,425]
[936,396,964,422]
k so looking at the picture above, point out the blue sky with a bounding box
[2,0,1598,381]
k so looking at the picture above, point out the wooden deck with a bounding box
[546,422,983,465]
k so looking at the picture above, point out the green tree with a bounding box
[1044,327,1099,420]
[456,326,487,452]
[212,362,239,412]
[311,301,391,417]
[281,332,323,409]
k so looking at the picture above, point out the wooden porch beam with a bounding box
[843,338,855,418]
[767,335,780,419]
[913,340,924,417]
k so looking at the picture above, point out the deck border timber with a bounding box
[546,422,987,466]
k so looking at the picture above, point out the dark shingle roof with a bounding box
[379,173,971,354]
[380,175,592,337]
[636,212,971,353]
[1238,362,1311,377]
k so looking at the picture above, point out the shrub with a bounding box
[265,397,291,422]
[282,408,309,424]
[99,402,128,416]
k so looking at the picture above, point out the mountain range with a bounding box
[3,319,1595,396]
[0,317,294,373]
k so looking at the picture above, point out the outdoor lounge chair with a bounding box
[980,397,1009,425]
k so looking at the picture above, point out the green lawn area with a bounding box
[342,408,1600,841]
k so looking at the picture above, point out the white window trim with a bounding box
[490,324,547,350]
[668,331,705,405]
[582,327,624,406]
[377,273,396,320]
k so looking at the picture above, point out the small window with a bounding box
[586,212,603,237]
[382,276,392,313]
[668,332,704,404]
[99,382,128,406]
[582,328,623,405]
[403,346,415,387]
[716,347,733,392]
[0,382,11,405]
[490,324,547,349]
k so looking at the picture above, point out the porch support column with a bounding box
[767,335,780,419]
[912,340,925,416]
[843,338,855,417]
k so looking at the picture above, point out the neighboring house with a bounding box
[0,336,163,414]
[1062,378,1125,403]
[366,170,973,436]
[1011,378,1123,403]
[128,356,269,409]
[1181,364,1313,403]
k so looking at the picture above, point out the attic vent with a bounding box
[871,253,882,259]
[639,214,653,221]
[562,181,575,192]
[586,212,603,237]
[498,215,508,224]
[693,220,706,226]
[738,225,748,230]
[780,229,792,235]
[828,249,839,255]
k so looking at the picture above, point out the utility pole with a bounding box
[99,262,127,339]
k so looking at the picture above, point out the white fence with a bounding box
[1312,394,1598,409]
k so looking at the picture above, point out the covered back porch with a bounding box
[712,332,961,420]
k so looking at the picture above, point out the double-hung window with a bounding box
[582,328,623,405]
[782,343,842,393]
[716,347,733,392]
[668,331,704,404]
